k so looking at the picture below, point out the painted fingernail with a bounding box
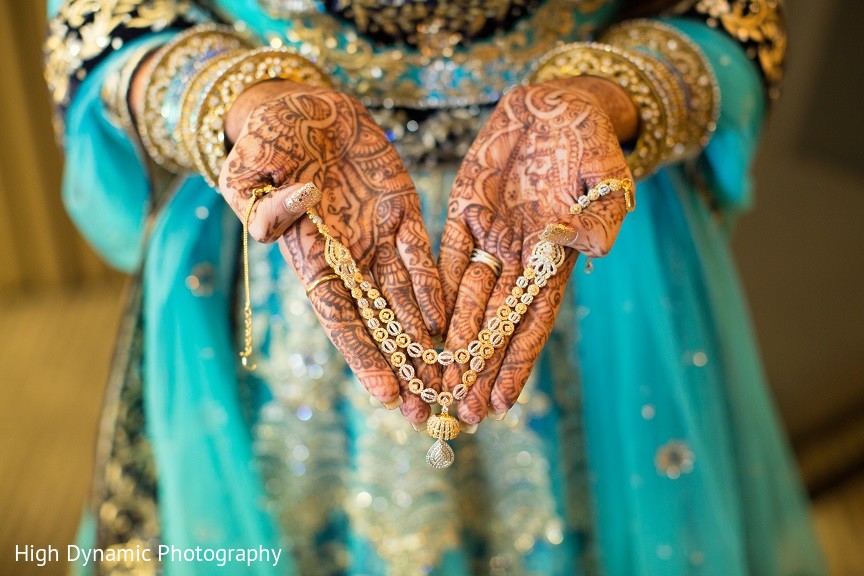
[462,423,478,434]
[542,223,578,246]
[383,396,403,410]
[411,421,426,433]
[487,407,507,421]
[284,182,322,213]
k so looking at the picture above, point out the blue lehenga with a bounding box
[51,0,826,574]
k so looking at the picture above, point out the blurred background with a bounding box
[1,0,863,574]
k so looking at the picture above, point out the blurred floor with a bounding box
[0,281,862,575]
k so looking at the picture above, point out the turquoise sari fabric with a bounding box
[573,20,823,575]
[57,2,824,574]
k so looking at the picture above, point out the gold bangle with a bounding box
[191,47,333,188]
[102,42,157,134]
[175,49,247,172]
[101,39,164,160]
[527,42,681,180]
[135,25,247,172]
[602,19,720,161]
[305,274,341,295]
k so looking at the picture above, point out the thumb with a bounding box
[247,182,323,243]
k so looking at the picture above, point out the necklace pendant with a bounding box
[426,439,455,468]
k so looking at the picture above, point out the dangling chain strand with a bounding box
[240,184,275,371]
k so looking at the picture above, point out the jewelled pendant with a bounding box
[426,439,455,468]
[425,411,460,468]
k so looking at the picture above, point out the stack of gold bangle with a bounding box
[529,19,719,179]
[129,24,332,184]
[185,47,333,186]
[101,38,166,157]
[601,19,720,163]
[528,42,684,179]
[134,25,248,172]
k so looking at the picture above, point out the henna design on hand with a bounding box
[438,81,634,425]
[220,86,446,424]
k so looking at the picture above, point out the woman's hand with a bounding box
[437,77,636,425]
[219,81,446,425]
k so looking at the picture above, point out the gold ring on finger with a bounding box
[469,248,503,277]
[305,273,341,296]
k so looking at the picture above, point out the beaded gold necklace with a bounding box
[306,210,566,468]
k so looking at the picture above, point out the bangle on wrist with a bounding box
[186,47,333,187]
[601,19,720,162]
[134,24,248,172]
[528,42,684,179]
[102,39,165,156]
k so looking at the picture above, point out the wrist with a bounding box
[224,80,298,145]
[554,76,639,143]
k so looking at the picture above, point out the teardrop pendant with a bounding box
[584,257,594,275]
[426,439,455,468]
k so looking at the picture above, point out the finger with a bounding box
[218,110,320,243]
[247,182,323,242]
[279,217,402,407]
[489,250,576,414]
[452,255,523,425]
[542,177,632,258]
[438,216,473,322]
[441,261,499,394]
[372,228,436,425]
[397,210,447,338]
[441,205,515,399]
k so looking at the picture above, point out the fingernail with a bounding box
[462,423,478,434]
[411,421,426,433]
[541,223,578,246]
[487,407,507,421]
[284,182,322,214]
[383,396,403,410]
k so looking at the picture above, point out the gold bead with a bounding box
[391,351,406,367]
[426,412,460,441]
[454,348,470,364]
[497,305,512,320]
[395,334,411,348]
[462,370,477,386]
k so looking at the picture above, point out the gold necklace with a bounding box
[307,210,566,468]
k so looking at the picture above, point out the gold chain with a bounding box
[305,206,567,468]
[240,185,275,371]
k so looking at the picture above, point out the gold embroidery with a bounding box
[327,0,540,47]
[43,0,205,137]
[243,0,612,109]
[670,0,786,96]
